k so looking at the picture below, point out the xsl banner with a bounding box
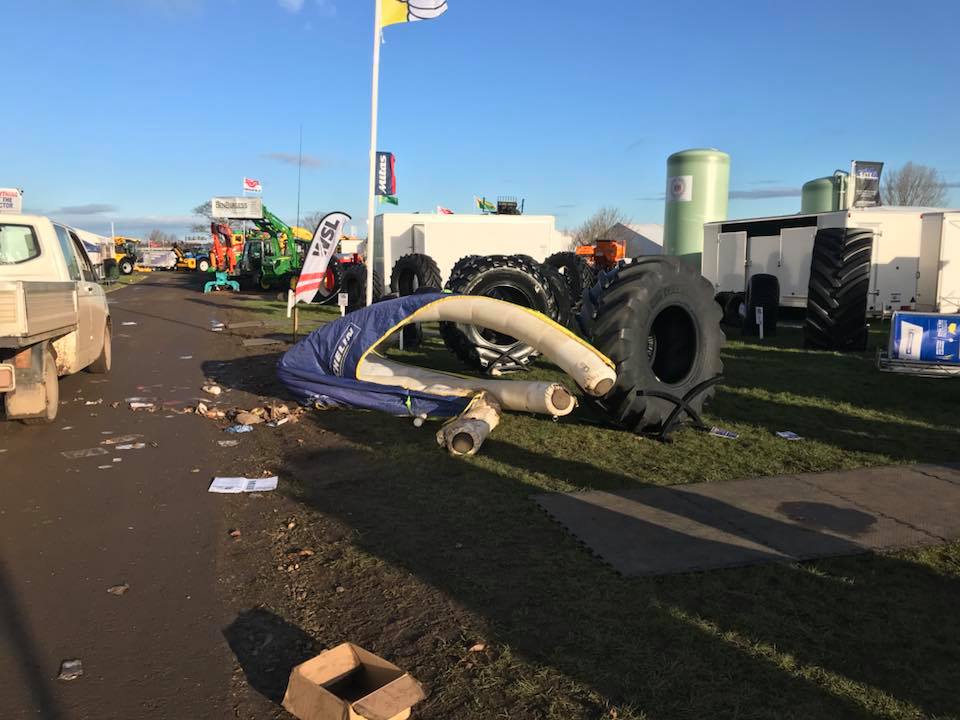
[375,152,396,196]
[852,161,884,207]
[290,210,352,311]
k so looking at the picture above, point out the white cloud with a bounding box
[278,0,305,12]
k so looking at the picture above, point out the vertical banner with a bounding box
[288,211,352,315]
[851,161,884,207]
[375,151,397,197]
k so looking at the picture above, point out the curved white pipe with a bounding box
[359,356,575,416]
[359,295,616,397]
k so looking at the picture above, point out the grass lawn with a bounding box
[228,303,960,719]
[104,271,150,293]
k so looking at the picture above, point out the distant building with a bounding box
[606,223,664,256]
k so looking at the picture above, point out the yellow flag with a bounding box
[381,0,448,28]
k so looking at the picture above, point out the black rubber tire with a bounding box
[343,264,384,312]
[20,346,59,425]
[804,228,873,351]
[580,257,724,433]
[197,257,211,273]
[723,292,744,327]
[440,254,559,370]
[545,251,596,311]
[390,254,442,295]
[312,259,345,305]
[448,255,479,284]
[540,262,573,328]
[579,256,668,339]
[119,258,134,275]
[714,292,732,320]
[87,322,112,373]
[742,274,779,337]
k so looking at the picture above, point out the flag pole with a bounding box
[365,0,383,308]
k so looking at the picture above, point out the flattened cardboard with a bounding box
[283,642,425,720]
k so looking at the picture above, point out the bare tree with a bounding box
[882,162,948,207]
[298,211,327,233]
[569,206,629,247]
[191,201,242,234]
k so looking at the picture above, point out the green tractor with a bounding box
[237,206,312,290]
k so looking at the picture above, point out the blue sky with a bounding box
[4,0,959,238]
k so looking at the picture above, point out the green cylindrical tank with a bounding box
[801,176,845,214]
[663,148,730,269]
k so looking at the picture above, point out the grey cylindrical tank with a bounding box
[663,148,730,269]
[801,176,845,214]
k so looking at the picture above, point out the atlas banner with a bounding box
[288,211,351,315]
[851,161,884,207]
[375,151,396,196]
[890,311,960,364]
[211,196,263,220]
[0,188,23,214]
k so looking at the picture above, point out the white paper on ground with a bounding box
[776,431,803,441]
[208,476,279,493]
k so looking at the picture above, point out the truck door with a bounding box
[70,230,105,367]
[54,225,96,369]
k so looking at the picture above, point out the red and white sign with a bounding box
[436,206,454,215]
[242,177,262,194]
[0,188,23,214]
[288,211,352,315]
[667,175,693,202]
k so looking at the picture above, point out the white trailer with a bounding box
[373,213,569,288]
[919,212,960,313]
[703,206,953,314]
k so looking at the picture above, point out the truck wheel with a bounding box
[119,258,134,275]
[257,274,273,291]
[581,257,724,433]
[197,258,211,273]
[440,254,558,371]
[544,251,596,311]
[87,322,112,374]
[390,254,442,295]
[804,228,873,351]
[20,346,59,425]
[742,274,779,337]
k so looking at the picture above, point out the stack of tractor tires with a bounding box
[804,228,873,351]
[579,257,724,434]
[544,251,596,314]
[440,254,560,371]
[390,254,443,295]
[741,273,779,337]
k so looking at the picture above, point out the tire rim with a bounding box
[469,281,536,348]
[648,304,698,385]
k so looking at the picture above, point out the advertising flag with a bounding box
[243,177,262,194]
[436,206,453,214]
[851,161,884,207]
[375,152,396,197]
[475,196,495,212]
[382,0,448,27]
[290,211,351,312]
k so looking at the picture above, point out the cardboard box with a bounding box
[282,642,426,720]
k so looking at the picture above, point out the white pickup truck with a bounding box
[0,214,111,423]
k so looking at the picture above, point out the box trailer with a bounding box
[703,206,952,315]
[919,212,960,313]
[373,213,569,289]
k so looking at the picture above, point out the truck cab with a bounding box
[0,214,111,423]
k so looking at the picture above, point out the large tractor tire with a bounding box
[723,292,744,327]
[741,273,779,337]
[390,254,442,295]
[312,259,345,305]
[804,228,873,351]
[119,257,134,275]
[449,255,479,283]
[440,254,559,371]
[540,262,573,329]
[544,251,596,311]
[342,263,384,313]
[580,257,724,433]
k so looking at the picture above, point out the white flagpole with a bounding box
[365,0,383,308]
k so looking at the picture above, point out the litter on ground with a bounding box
[120,321,137,326]
[776,431,803,441]
[225,424,253,434]
[61,447,109,459]
[106,583,129,596]
[202,385,222,396]
[116,443,146,451]
[218,439,240,447]
[57,659,83,681]
[709,427,739,440]
[208,476,279,493]
[101,434,142,445]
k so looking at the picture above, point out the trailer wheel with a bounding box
[581,257,724,433]
[119,258,134,275]
[545,251,596,311]
[390,254,442,295]
[343,264,384,312]
[804,228,873,351]
[440,254,558,370]
[723,292,744,326]
[18,346,59,425]
[742,274,779,337]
